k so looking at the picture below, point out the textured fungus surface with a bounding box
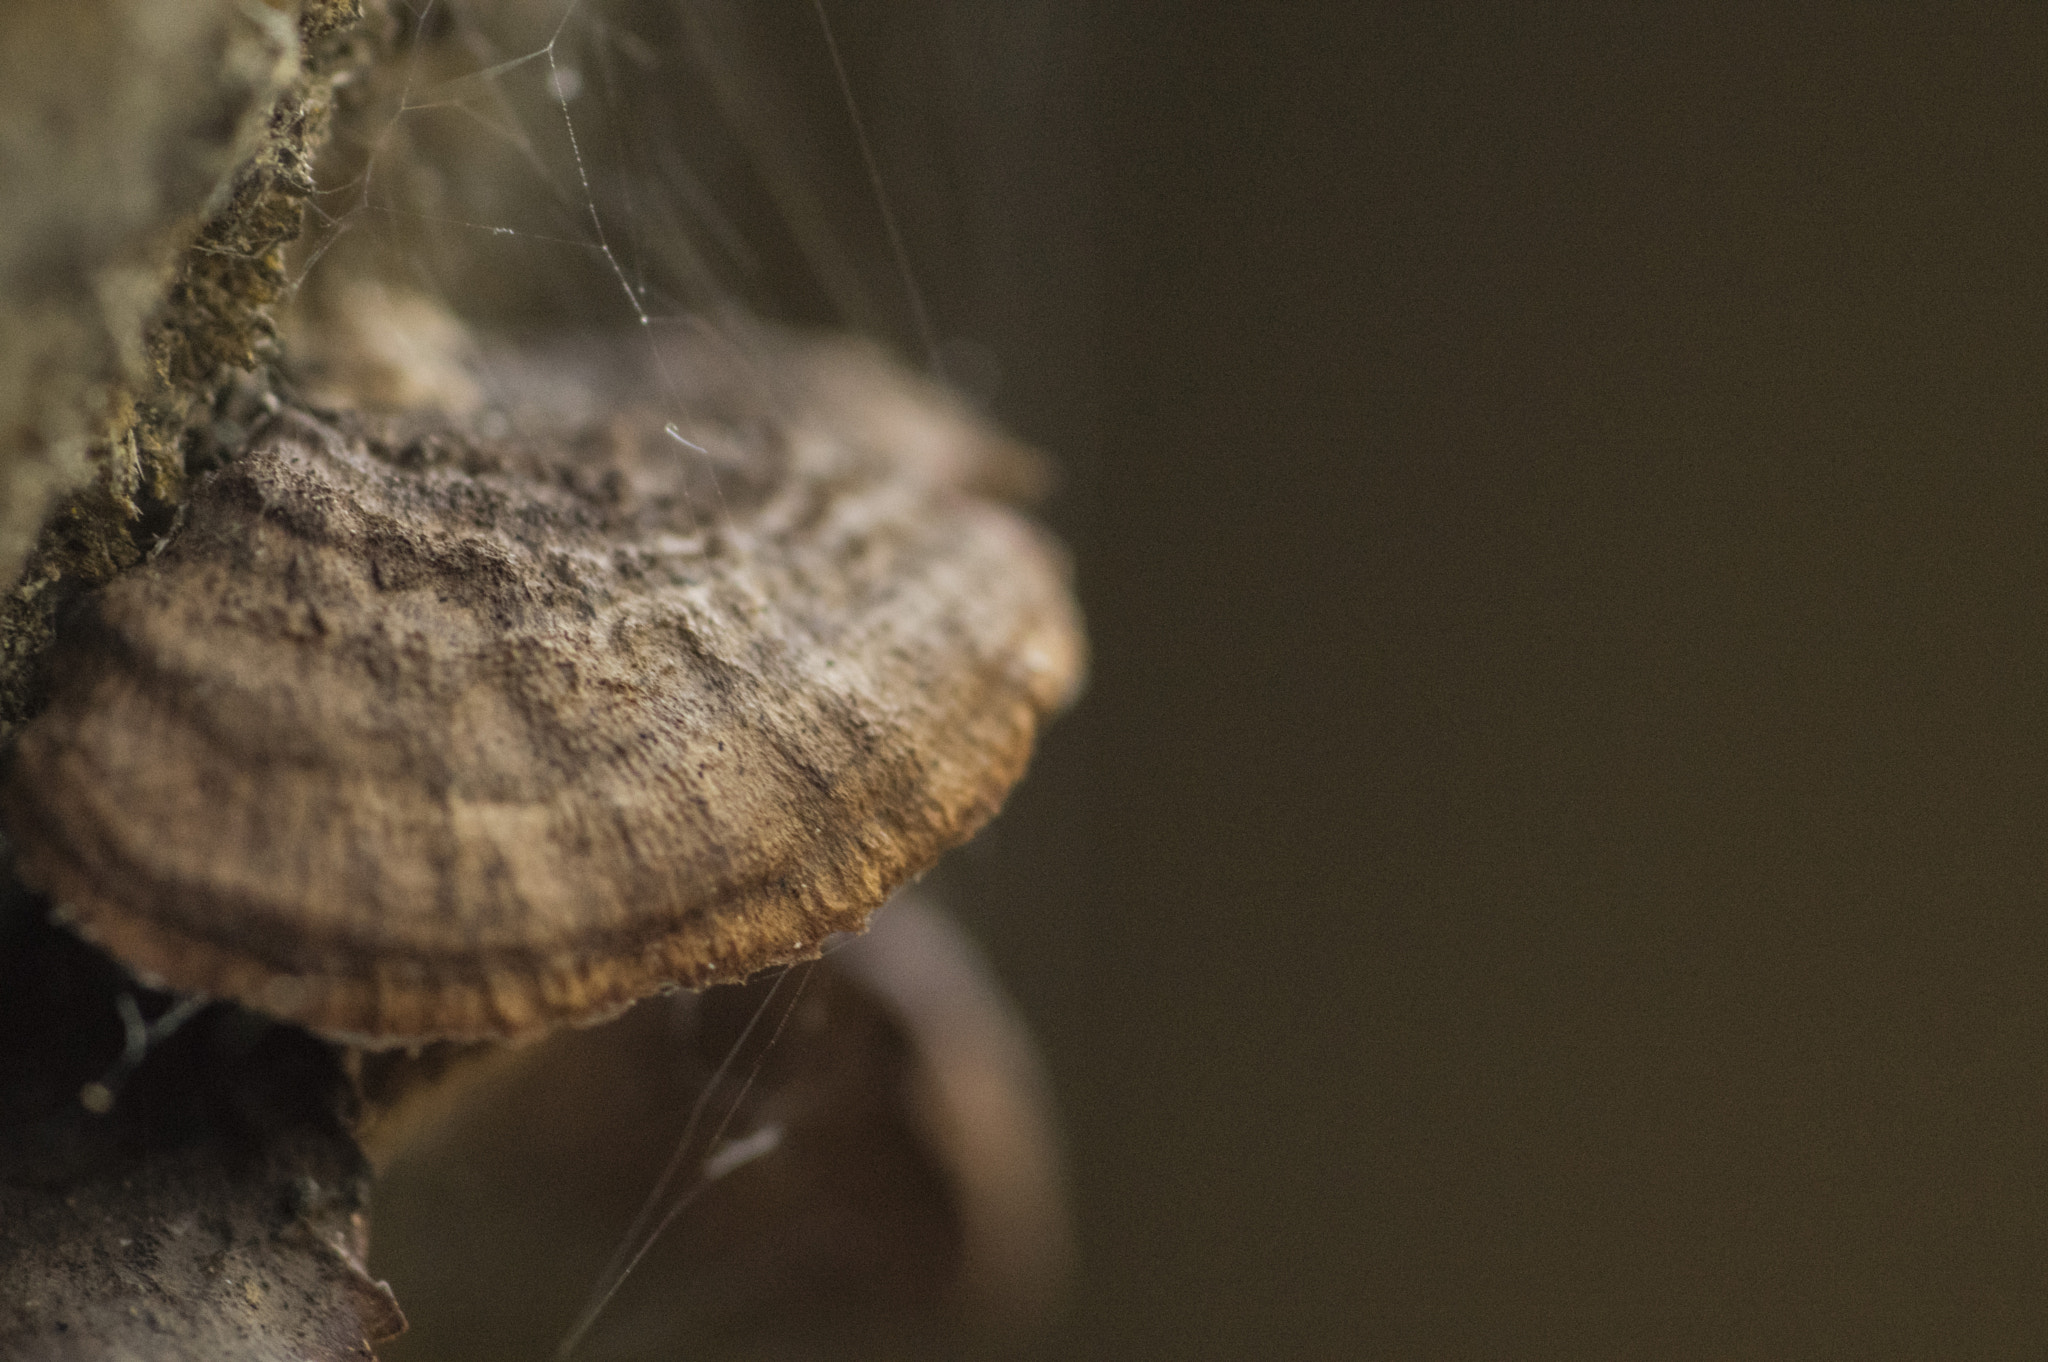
[2,330,1083,1045]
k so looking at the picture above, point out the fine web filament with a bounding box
[554,960,818,1361]
[809,0,943,374]
[294,0,763,534]
[539,0,732,528]
[563,963,791,1342]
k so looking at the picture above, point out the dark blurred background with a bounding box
[926,4,2048,1358]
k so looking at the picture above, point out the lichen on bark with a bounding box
[0,0,380,735]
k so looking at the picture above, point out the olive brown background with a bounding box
[914,3,2048,1357]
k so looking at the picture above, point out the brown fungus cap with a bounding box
[0,329,1083,1046]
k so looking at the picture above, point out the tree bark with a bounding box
[0,882,404,1359]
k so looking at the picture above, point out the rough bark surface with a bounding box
[0,883,403,1360]
[0,0,376,734]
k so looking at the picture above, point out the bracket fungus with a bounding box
[0,3,1084,1350]
[0,326,1083,1048]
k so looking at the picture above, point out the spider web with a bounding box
[283,7,1094,1355]
[293,0,956,379]
[293,3,998,1352]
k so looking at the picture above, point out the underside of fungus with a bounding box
[0,327,1083,1046]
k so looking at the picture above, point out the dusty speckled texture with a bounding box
[3,328,1083,1046]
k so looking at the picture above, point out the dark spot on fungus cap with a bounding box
[0,328,1084,1046]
